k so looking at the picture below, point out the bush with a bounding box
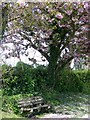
[2,63,35,95]
[73,70,89,83]
[2,95,19,114]
[55,70,84,92]
[30,65,48,91]
[73,70,90,93]
[2,62,90,95]
[55,69,90,93]
[2,62,48,95]
[14,62,48,92]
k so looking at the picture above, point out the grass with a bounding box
[1,89,90,118]
[0,111,21,118]
[41,90,90,118]
[54,93,89,117]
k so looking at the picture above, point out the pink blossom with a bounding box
[83,2,90,12]
[17,0,26,6]
[83,2,89,9]
[78,8,84,13]
[66,10,72,15]
[80,16,89,23]
[58,23,70,28]
[55,13,63,19]
[48,18,54,23]
[72,2,78,10]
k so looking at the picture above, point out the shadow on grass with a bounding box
[42,91,90,117]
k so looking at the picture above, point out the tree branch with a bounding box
[18,30,50,61]
[56,56,74,73]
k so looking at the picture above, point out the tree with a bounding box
[1,2,90,87]
[1,3,9,39]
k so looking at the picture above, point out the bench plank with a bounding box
[18,96,51,117]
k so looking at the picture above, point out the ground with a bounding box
[40,113,89,118]
[1,92,90,119]
[0,111,21,119]
[39,92,90,118]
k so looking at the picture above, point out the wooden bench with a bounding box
[18,96,51,117]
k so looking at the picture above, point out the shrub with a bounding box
[2,62,48,95]
[55,69,90,93]
[55,70,84,92]
[2,95,19,114]
[73,70,90,93]
[2,62,90,95]
[73,70,89,83]
[30,65,48,91]
[2,63,35,95]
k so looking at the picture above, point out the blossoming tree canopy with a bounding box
[1,2,90,87]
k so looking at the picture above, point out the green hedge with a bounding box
[55,70,82,92]
[73,70,90,83]
[2,63,34,95]
[2,62,48,95]
[55,69,90,93]
[2,62,90,95]
[73,70,90,93]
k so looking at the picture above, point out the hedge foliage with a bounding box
[1,62,90,95]
[2,62,48,95]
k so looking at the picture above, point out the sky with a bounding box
[0,43,74,68]
[0,42,49,66]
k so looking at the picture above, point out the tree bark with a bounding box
[47,44,59,88]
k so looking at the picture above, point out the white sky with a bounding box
[0,43,48,66]
[0,44,74,68]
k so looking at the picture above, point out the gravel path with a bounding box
[39,93,89,119]
[41,113,89,118]
[41,113,74,118]
[81,114,89,118]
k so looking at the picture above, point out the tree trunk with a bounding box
[47,43,74,88]
[48,62,56,88]
[47,44,59,88]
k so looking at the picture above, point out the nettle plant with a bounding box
[1,2,90,87]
